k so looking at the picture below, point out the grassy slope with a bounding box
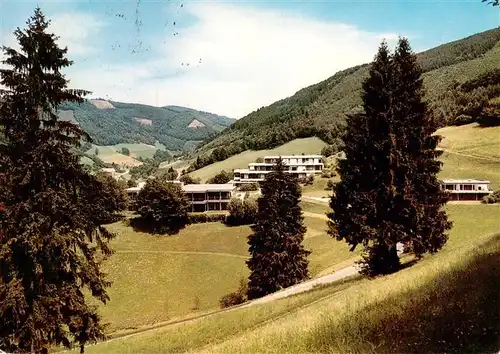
[188,137,326,182]
[94,211,352,333]
[437,123,500,189]
[83,204,500,354]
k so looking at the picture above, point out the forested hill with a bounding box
[189,27,500,168]
[57,99,235,152]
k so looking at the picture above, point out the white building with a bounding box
[233,155,324,186]
[125,182,236,212]
[439,179,493,201]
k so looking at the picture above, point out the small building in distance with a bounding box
[233,155,324,186]
[440,179,493,201]
[125,181,236,212]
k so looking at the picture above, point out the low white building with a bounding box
[439,179,493,201]
[125,182,236,212]
[233,155,324,186]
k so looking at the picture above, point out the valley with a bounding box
[1,4,499,353]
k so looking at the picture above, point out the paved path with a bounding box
[240,265,359,308]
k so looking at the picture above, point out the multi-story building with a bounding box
[439,179,493,201]
[183,184,235,212]
[125,182,236,212]
[233,155,324,186]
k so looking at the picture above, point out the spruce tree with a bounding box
[0,8,121,353]
[327,40,400,276]
[328,39,451,276]
[246,158,310,300]
[390,37,451,257]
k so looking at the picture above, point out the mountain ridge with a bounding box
[58,99,235,152]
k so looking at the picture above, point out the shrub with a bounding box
[187,213,227,224]
[134,180,190,234]
[239,182,259,191]
[219,278,248,308]
[225,198,258,226]
[299,175,314,186]
[179,174,200,184]
[321,170,337,178]
[207,170,233,184]
[482,190,500,204]
[325,179,336,190]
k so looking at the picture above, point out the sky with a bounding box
[0,0,499,118]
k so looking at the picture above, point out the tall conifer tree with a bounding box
[0,8,121,353]
[246,158,310,300]
[390,38,452,257]
[328,39,451,276]
[327,41,401,275]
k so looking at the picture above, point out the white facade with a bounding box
[440,179,493,201]
[233,155,324,186]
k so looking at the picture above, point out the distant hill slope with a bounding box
[193,28,500,162]
[58,100,235,152]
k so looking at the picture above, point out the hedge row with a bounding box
[187,213,228,224]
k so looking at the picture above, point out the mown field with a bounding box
[437,123,500,188]
[93,206,353,334]
[188,137,327,182]
[80,203,500,353]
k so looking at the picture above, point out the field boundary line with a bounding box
[114,250,248,259]
[440,148,500,162]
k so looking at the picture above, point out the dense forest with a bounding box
[187,28,500,172]
[58,100,234,151]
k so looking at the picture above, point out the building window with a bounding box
[461,184,473,191]
[444,184,454,190]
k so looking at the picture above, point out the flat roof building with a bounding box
[125,182,236,212]
[233,155,324,186]
[440,179,493,201]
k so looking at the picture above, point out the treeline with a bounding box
[416,28,500,72]
[432,68,500,126]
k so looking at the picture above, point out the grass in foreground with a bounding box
[198,233,499,354]
[188,137,326,182]
[80,204,499,353]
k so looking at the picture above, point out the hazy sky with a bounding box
[1,0,499,118]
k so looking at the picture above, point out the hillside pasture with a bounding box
[436,124,500,189]
[189,137,327,182]
[82,204,500,354]
[94,211,351,333]
[437,123,500,160]
[85,144,144,167]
